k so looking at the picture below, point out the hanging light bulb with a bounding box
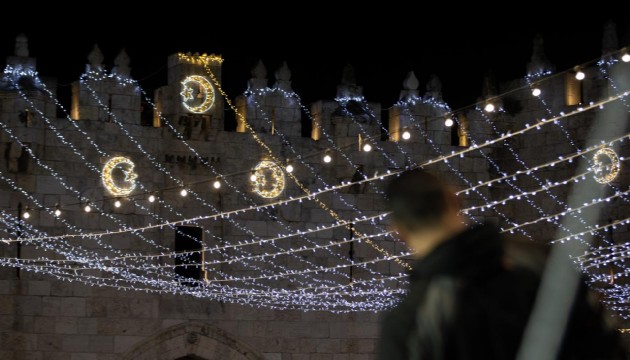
[180,189,188,197]
[484,103,495,112]
[250,173,258,182]
[84,203,92,213]
[323,154,332,163]
[54,208,62,217]
[362,143,372,152]
[622,53,630,63]
[148,194,156,203]
[212,180,221,189]
[22,208,30,219]
[575,70,585,80]
[114,200,122,208]
[286,164,294,173]
[532,88,542,97]
[444,118,454,127]
[401,129,411,140]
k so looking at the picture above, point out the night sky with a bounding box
[0,10,628,110]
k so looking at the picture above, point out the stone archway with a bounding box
[121,321,265,360]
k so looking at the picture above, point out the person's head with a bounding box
[386,169,464,257]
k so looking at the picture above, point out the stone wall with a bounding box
[1,36,629,360]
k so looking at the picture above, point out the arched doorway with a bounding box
[121,321,264,360]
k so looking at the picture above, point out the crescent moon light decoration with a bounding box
[102,157,138,196]
[252,160,286,198]
[592,147,620,184]
[180,75,215,114]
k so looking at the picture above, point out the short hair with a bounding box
[385,169,453,231]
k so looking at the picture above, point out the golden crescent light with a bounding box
[180,75,215,113]
[592,147,620,184]
[102,157,138,196]
[252,160,286,198]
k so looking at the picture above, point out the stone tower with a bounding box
[153,52,224,140]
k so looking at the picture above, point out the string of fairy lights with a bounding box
[0,46,629,312]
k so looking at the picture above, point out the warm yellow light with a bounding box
[148,194,156,203]
[362,143,372,152]
[402,130,411,140]
[622,53,630,63]
[575,71,586,80]
[323,154,332,163]
[532,88,542,97]
[212,180,221,189]
[250,174,258,182]
[114,200,122,208]
[54,208,62,217]
[444,118,454,127]
[22,210,30,219]
[102,157,137,196]
[177,52,224,65]
[252,160,286,198]
[593,147,620,184]
[484,103,495,113]
[84,204,92,213]
[286,164,294,173]
[180,75,215,113]
[180,189,188,197]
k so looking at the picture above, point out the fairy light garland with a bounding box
[80,69,391,296]
[2,49,627,309]
[204,63,412,271]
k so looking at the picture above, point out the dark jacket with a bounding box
[377,224,625,360]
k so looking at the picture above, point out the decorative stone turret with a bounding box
[273,62,292,92]
[399,71,419,100]
[526,34,554,77]
[424,74,442,102]
[248,60,268,91]
[14,33,28,57]
[6,33,36,71]
[87,44,105,72]
[482,70,498,99]
[602,20,618,56]
[112,49,131,77]
[336,64,363,100]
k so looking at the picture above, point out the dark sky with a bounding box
[0,9,628,109]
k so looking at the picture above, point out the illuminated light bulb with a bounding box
[484,103,495,113]
[362,143,372,152]
[323,154,332,163]
[532,88,541,97]
[444,118,454,127]
[250,174,258,182]
[402,130,411,140]
[114,200,122,208]
[212,180,221,189]
[180,189,188,197]
[286,164,294,173]
[575,71,585,80]
[84,204,92,213]
[148,194,156,203]
[622,53,630,63]
[54,208,62,217]
[22,209,30,219]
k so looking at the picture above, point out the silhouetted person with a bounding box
[378,169,624,360]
